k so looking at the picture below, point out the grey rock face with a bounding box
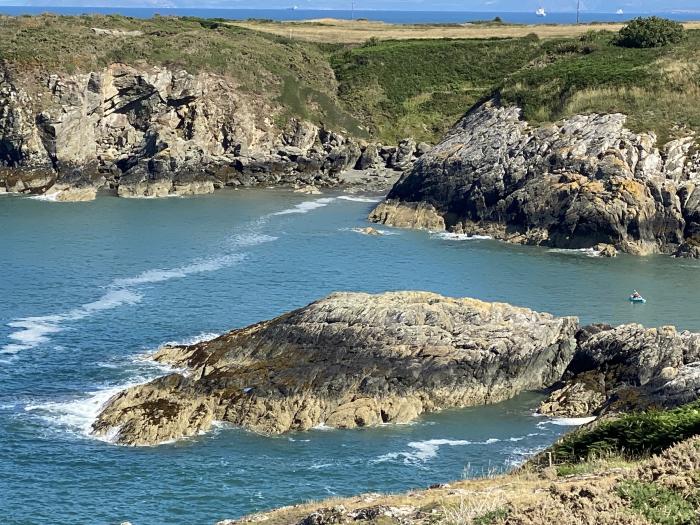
[540,323,700,416]
[92,291,578,445]
[0,63,412,199]
[370,100,699,256]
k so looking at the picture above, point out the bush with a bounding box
[617,480,697,525]
[615,17,686,48]
[538,400,700,466]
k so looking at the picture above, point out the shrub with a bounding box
[617,480,697,525]
[615,17,686,48]
[538,400,700,466]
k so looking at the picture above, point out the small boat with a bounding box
[629,295,646,304]
[616,9,624,15]
[536,7,547,17]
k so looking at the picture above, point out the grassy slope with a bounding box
[330,29,700,144]
[1,15,699,145]
[223,405,700,525]
[0,14,361,135]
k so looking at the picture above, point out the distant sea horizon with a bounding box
[0,6,698,24]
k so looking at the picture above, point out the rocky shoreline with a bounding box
[92,291,700,447]
[369,100,700,258]
[0,63,428,201]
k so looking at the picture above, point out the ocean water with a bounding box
[2,189,700,525]
[0,6,696,24]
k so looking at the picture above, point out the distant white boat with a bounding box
[536,7,547,17]
[616,8,624,15]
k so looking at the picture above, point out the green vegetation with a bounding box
[498,28,700,142]
[540,401,700,466]
[615,16,686,48]
[618,480,698,525]
[0,14,698,144]
[0,14,360,134]
[330,37,545,142]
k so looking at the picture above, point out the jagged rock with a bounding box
[388,138,416,170]
[593,243,618,257]
[0,62,403,198]
[356,227,382,236]
[370,100,698,256]
[355,144,382,170]
[539,323,700,417]
[92,291,579,445]
[369,201,445,231]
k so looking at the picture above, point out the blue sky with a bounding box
[3,0,698,11]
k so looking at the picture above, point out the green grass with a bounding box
[539,401,700,467]
[499,29,700,142]
[0,14,358,134]
[330,37,545,143]
[1,15,699,144]
[617,480,698,525]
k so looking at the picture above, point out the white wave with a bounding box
[28,193,59,202]
[337,195,383,203]
[549,416,597,426]
[229,233,278,247]
[548,248,601,258]
[340,227,399,236]
[432,232,492,241]
[375,437,501,465]
[159,331,221,348]
[271,197,336,216]
[1,289,142,354]
[112,254,244,287]
[24,382,140,441]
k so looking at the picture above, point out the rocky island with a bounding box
[93,291,579,445]
[93,291,700,447]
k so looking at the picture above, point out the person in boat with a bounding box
[631,290,642,299]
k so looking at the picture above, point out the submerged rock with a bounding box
[93,291,579,445]
[370,100,700,257]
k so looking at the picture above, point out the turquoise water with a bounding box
[2,189,699,525]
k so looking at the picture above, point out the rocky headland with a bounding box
[0,63,426,200]
[92,291,700,447]
[92,291,579,445]
[370,100,700,258]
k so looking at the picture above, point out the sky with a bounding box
[1,0,698,12]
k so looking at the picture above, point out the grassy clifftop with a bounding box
[1,14,699,144]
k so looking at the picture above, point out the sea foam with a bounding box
[337,195,383,203]
[271,197,337,216]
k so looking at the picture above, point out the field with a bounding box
[230,18,700,44]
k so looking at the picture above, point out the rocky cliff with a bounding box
[0,63,424,200]
[369,100,700,257]
[540,324,700,418]
[92,291,579,445]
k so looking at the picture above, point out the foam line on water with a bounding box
[374,437,502,465]
[24,380,144,441]
[431,232,493,241]
[548,248,601,258]
[271,197,336,216]
[337,195,383,203]
[1,215,284,355]
[2,289,142,354]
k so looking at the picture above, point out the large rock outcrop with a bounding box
[370,100,700,257]
[92,291,579,445]
[0,63,419,200]
[539,323,700,417]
